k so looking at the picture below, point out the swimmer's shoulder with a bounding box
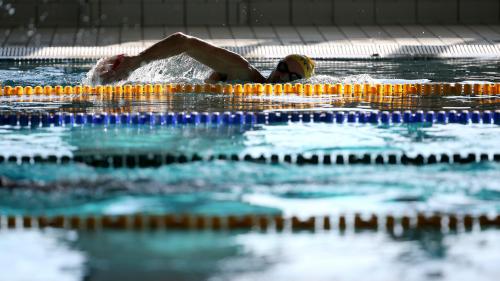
[247,66,266,83]
[206,72,228,83]
[222,67,265,83]
[207,65,265,83]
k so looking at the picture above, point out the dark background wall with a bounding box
[0,0,499,27]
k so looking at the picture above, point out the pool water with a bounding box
[1,58,499,112]
[0,58,499,281]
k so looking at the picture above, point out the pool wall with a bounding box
[1,1,500,59]
[0,0,499,27]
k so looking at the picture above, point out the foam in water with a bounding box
[84,55,430,86]
[84,54,211,85]
[126,55,212,84]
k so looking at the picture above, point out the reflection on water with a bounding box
[1,228,499,281]
[1,92,499,113]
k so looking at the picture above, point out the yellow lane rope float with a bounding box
[1,83,500,97]
[1,213,499,231]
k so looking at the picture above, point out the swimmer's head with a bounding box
[267,54,315,83]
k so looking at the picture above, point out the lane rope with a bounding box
[1,110,499,127]
[2,83,500,97]
[1,152,498,167]
[1,213,498,231]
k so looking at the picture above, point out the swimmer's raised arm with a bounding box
[140,33,248,73]
[99,32,264,83]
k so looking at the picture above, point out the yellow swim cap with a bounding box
[286,54,315,78]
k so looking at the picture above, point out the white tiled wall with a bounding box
[417,0,457,24]
[375,0,416,24]
[334,0,375,25]
[80,0,101,27]
[0,0,37,26]
[37,0,80,27]
[292,0,333,25]
[0,0,498,27]
[186,0,226,25]
[459,0,499,24]
[99,0,141,27]
[248,0,290,25]
[143,0,184,26]
[227,0,248,25]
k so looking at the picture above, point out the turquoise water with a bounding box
[1,162,500,217]
[1,122,499,217]
[1,59,499,281]
[2,123,500,156]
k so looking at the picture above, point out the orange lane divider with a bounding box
[1,83,500,97]
[1,213,499,231]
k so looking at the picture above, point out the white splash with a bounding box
[126,55,211,84]
[83,56,431,86]
[306,74,378,84]
[83,57,105,85]
[83,54,211,86]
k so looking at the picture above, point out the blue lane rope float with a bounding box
[0,152,498,167]
[0,213,499,231]
[1,110,499,127]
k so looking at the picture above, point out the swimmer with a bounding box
[96,32,315,84]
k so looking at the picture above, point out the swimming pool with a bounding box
[1,58,499,281]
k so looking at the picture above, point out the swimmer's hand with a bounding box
[97,54,141,84]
